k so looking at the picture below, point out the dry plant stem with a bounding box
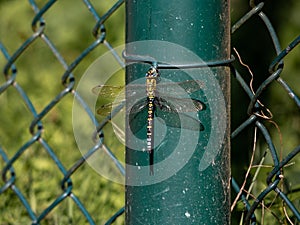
[246,152,266,199]
[231,127,258,211]
[283,205,294,225]
[233,48,273,120]
[262,199,265,225]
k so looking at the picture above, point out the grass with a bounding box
[0,0,125,224]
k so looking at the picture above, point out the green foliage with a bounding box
[0,0,124,224]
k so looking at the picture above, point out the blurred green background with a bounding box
[0,0,299,224]
[0,1,125,224]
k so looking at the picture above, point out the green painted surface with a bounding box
[125,0,230,224]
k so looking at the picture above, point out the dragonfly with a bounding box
[92,66,205,175]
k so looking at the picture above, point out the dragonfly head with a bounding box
[146,66,159,79]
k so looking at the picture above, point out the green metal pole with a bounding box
[125,0,230,224]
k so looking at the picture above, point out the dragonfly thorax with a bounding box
[146,67,159,98]
[146,78,157,97]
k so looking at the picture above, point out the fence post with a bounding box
[125,0,230,224]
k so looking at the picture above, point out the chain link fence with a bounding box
[0,0,299,224]
[1,1,125,224]
[231,1,300,224]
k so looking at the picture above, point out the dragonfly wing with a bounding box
[97,102,113,116]
[154,97,204,131]
[110,120,125,143]
[128,99,148,134]
[92,85,125,99]
[93,80,203,100]
[96,101,125,116]
[125,83,146,98]
[155,97,205,112]
[128,99,148,114]
[155,109,204,131]
[157,80,204,95]
[176,80,204,94]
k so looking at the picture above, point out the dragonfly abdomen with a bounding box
[147,96,155,175]
[145,67,159,175]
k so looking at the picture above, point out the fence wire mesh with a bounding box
[0,0,299,225]
[231,1,300,224]
[0,1,125,224]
